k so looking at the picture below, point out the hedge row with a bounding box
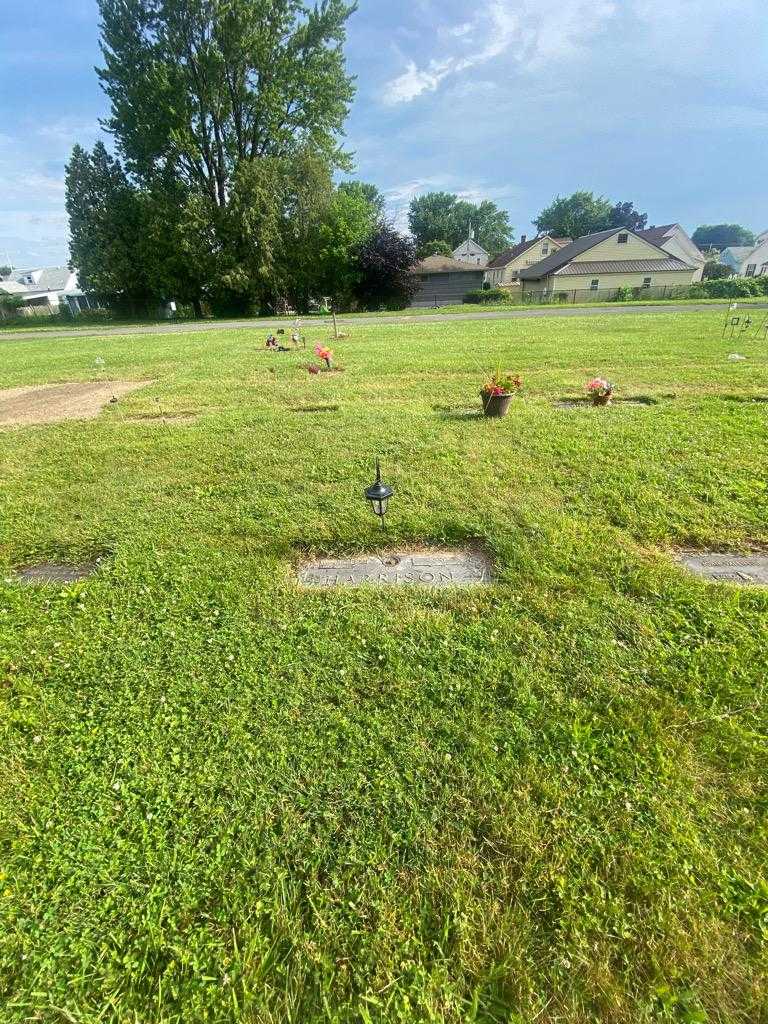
[463,288,512,305]
[689,277,768,298]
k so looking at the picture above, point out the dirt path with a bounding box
[0,381,150,427]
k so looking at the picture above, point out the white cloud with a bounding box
[0,211,70,268]
[447,22,473,38]
[383,59,453,105]
[37,117,100,150]
[0,168,66,203]
[382,0,617,104]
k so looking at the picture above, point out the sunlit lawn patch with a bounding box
[0,311,766,1022]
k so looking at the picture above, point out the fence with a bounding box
[0,302,60,321]
[473,284,696,308]
[523,284,694,304]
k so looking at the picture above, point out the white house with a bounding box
[0,266,92,315]
[518,227,698,297]
[636,224,706,281]
[721,238,768,277]
[452,232,490,267]
[485,234,571,287]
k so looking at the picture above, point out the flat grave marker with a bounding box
[678,553,768,587]
[298,550,493,587]
[13,563,99,585]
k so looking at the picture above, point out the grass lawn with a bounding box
[345,297,768,318]
[1,311,767,1023]
[1,296,766,336]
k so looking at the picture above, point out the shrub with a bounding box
[697,277,765,298]
[464,288,511,305]
[0,292,24,317]
[702,261,733,280]
[612,286,633,302]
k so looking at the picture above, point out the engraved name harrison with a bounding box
[298,552,493,587]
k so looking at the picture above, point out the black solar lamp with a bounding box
[364,460,394,525]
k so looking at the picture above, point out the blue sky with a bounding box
[1,0,766,267]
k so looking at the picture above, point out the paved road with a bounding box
[1,302,764,343]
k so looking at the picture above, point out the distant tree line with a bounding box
[533,191,649,238]
[407,193,513,258]
[691,224,755,248]
[531,193,756,254]
[66,0,418,316]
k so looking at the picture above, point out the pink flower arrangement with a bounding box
[481,372,522,397]
[586,377,613,405]
[314,344,333,369]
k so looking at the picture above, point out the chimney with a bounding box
[520,234,526,244]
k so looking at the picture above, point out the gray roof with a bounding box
[0,279,29,294]
[487,237,543,269]
[487,236,571,269]
[412,255,486,275]
[554,258,693,276]
[9,266,76,292]
[518,228,620,279]
[722,246,753,259]
[636,225,676,246]
[38,267,76,291]
[518,227,690,279]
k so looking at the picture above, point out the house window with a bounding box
[745,263,756,277]
[542,243,549,255]
[761,263,768,277]
[617,233,629,244]
[590,279,599,291]
[642,277,652,288]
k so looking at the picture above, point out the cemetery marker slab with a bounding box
[14,563,99,585]
[679,553,768,587]
[298,550,493,587]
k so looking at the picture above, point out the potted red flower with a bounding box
[480,372,522,417]
[586,377,613,406]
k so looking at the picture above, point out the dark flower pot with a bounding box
[591,393,612,406]
[480,390,513,417]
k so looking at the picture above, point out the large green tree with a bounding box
[607,200,648,232]
[534,191,613,239]
[69,0,358,313]
[66,143,158,315]
[97,0,357,198]
[692,224,755,248]
[337,180,386,218]
[408,192,512,253]
[354,222,418,310]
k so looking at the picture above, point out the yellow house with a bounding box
[519,228,698,297]
[485,234,571,286]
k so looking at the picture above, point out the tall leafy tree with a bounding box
[66,143,157,315]
[296,184,377,308]
[74,0,358,312]
[417,240,454,259]
[338,180,386,218]
[97,0,357,201]
[692,224,755,248]
[534,191,613,239]
[607,201,648,231]
[354,222,418,310]
[409,192,459,249]
[408,192,512,253]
